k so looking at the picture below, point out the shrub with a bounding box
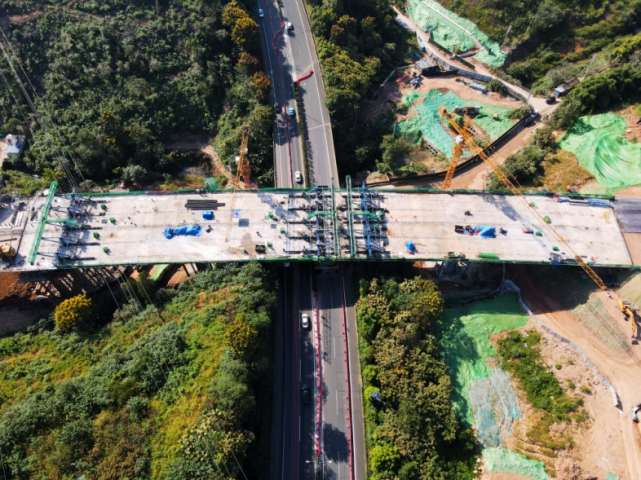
[488,79,508,96]
[54,294,92,332]
[581,385,592,394]
[567,379,575,389]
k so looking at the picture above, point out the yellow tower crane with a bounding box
[225,125,251,243]
[438,106,606,290]
[442,133,466,190]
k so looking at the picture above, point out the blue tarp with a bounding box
[406,241,416,251]
[203,211,214,220]
[473,226,496,238]
[164,225,202,239]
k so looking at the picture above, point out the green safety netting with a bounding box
[483,448,550,480]
[402,90,422,107]
[607,473,622,480]
[439,294,528,425]
[559,113,641,189]
[397,89,513,158]
[406,0,507,68]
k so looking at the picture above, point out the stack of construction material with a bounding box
[184,199,226,210]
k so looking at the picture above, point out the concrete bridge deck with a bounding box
[3,186,632,272]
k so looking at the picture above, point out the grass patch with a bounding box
[497,330,582,420]
[537,149,594,192]
[0,169,50,196]
[158,174,204,191]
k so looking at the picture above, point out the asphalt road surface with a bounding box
[258,0,338,188]
[271,265,317,479]
[258,0,304,188]
[318,268,351,478]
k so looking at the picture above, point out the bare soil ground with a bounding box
[507,266,641,480]
[613,104,641,143]
[165,133,231,184]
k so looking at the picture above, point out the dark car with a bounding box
[546,96,556,104]
[301,385,311,405]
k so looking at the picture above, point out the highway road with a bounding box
[271,265,317,479]
[318,268,351,478]
[258,0,338,187]
[258,0,362,475]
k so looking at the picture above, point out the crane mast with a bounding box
[225,125,251,243]
[438,106,606,290]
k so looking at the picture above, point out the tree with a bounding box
[370,443,400,476]
[380,134,410,172]
[249,72,271,101]
[222,1,248,27]
[226,319,258,357]
[232,17,259,51]
[532,125,555,150]
[488,79,508,96]
[121,164,148,184]
[54,294,92,332]
[530,1,565,34]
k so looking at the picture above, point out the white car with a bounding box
[301,313,310,329]
[295,171,303,184]
[287,21,293,30]
[259,8,264,18]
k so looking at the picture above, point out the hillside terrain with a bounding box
[0,264,275,479]
[0,0,274,188]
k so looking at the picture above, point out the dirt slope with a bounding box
[510,266,641,479]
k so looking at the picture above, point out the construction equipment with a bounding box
[618,300,638,343]
[1,243,16,258]
[442,134,466,190]
[225,125,251,243]
[438,106,607,290]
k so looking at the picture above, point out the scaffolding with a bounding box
[285,184,340,258]
[342,176,389,258]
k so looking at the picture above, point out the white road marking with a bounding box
[290,0,335,182]
[333,336,336,358]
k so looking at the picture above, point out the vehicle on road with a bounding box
[301,313,309,329]
[523,111,538,125]
[295,171,303,184]
[301,385,311,405]
[546,96,556,104]
[287,21,293,30]
[258,8,264,17]
[288,106,295,117]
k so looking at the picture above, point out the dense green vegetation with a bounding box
[439,0,641,87]
[307,0,408,176]
[550,63,641,129]
[0,0,275,187]
[356,276,477,479]
[0,263,275,478]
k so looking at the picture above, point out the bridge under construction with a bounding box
[1,178,634,272]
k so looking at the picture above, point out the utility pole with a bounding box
[501,25,512,50]
[582,54,597,80]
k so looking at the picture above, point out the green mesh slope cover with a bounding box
[607,473,621,480]
[558,113,641,188]
[396,115,424,146]
[406,0,507,67]
[397,89,512,157]
[483,448,549,480]
[402,90,422,107]
[439,294,528,425]
[468,367,522,448]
